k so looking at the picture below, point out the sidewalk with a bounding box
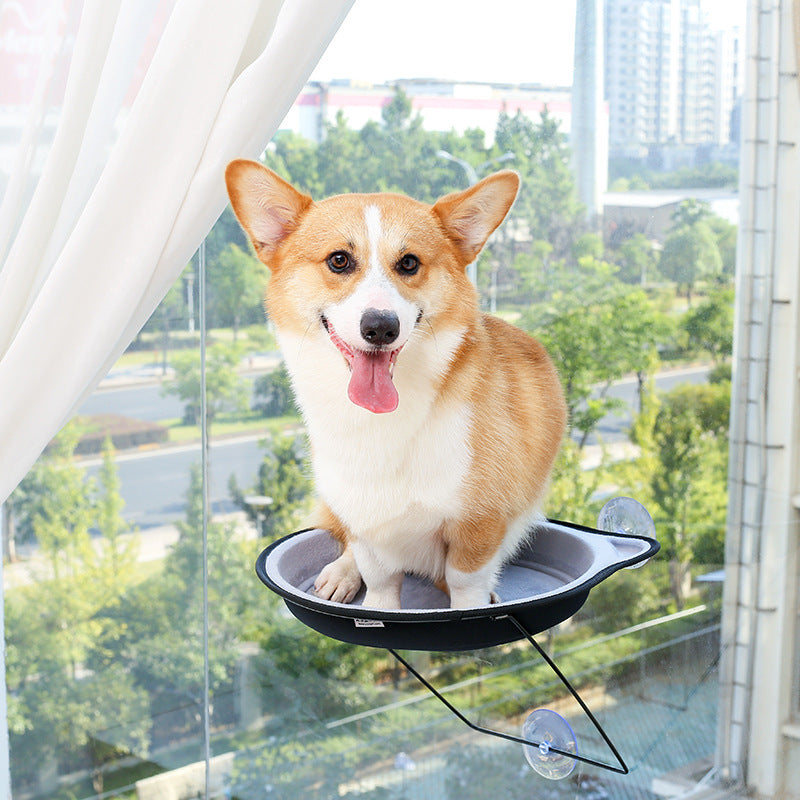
[96,352,284,390]
[2,512,256,590]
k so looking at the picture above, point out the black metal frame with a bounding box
[388,614,629,776]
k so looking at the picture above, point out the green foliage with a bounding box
[608,159,738,190]
[635,381,731,607]
[445,744,531,799]
[495,108,584,257]
[230,433,313,541]
[706,215,738,278]
[258,619,377,722]
[12,422,95,570]
[164,341,250,424]
[231,731,359,800]
[253,362,298,417]
[681,287,734,362]
[5,431,150,785]
[509,239,554,303]
[610,232,659,284]
[116,465,261,721]
[11,95,743,795]
[659,201,723,304]
[266,89,464,202]
[523,258,668,446]
[208,243,268,338]
[264,94,586,288]
[243,322,277,351]
[544,440,606,525]
[572,231,604,261]
[579,564,665,634]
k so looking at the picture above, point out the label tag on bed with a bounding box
[354,618,385,628]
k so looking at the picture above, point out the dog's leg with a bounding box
[312,505,363,603]
[351,540,404,610]
[443,518,506,608]
[445,562,498,608]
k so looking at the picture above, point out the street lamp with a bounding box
[244,494,273,539]
[436,150,515,286]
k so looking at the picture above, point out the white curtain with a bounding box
[0,0,353,505]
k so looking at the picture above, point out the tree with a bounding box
[208,243,268,339]
[510,240,554,304]
[164,341,250,424]
[495,108,584,259]
[643,382,730,608]
[87,438,141,668]
[5,429,149,790]
[115,464,261,741]
[681,287,734,363]
[706,215,738,280]
[611,232,659,285]
[572,231,604,261]
[544,440,606,526]
[670,197,713,228]
[317,110,374,195]
[230,433,313,541]
[523,259,667,446]
[252,362,298,417]
[21,426,97,660]
[138,265,194,371]
[659,200,723,305]
[263,130,322,196]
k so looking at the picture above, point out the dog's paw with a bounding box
[362,586,403,610]
[448,586,500,609]
[314,553,362,604]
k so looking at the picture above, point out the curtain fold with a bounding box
[0,0,354,505]
[0,0,122,350]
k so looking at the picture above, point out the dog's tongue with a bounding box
[348,350,398,413]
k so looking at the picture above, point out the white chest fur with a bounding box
[279,327,471,574]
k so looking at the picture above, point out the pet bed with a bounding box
[255,499,660,779]
[256,517,658,650]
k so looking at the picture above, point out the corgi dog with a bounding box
[225,161,566,609]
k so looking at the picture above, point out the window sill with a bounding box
[782,722,800,741]
[652,759,747,799]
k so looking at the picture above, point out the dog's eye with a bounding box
[396,254,420,275]
[327,251,351,273]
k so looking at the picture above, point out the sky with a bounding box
[311,0,746,88]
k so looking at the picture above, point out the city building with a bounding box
[604,0,742,163]
[278,79,585,146]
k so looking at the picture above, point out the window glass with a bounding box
[3,1,747,798]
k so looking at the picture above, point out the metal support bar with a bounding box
[387,613,629,776]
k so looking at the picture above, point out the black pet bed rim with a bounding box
[255,518,660,624]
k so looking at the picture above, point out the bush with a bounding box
[46,415,168,455]
[253,363,298,417]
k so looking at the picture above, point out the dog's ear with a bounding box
[432,170,520,265]
[225,160,312,260]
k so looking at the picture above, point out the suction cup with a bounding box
[597,496,657,569]
[522,708,578,780]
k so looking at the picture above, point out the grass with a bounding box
[45,759,164,800]
[117,326,279,369]
[113,349,164,368]
[162,413,301,444]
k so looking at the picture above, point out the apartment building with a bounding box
[604,0,741,159]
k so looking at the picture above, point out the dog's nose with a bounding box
[360,309,400,346]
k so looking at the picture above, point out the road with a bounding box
[77,364,710,530]
[81,434,268,528]
[584,364,709,446]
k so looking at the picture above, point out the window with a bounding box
[5,1,798,799]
